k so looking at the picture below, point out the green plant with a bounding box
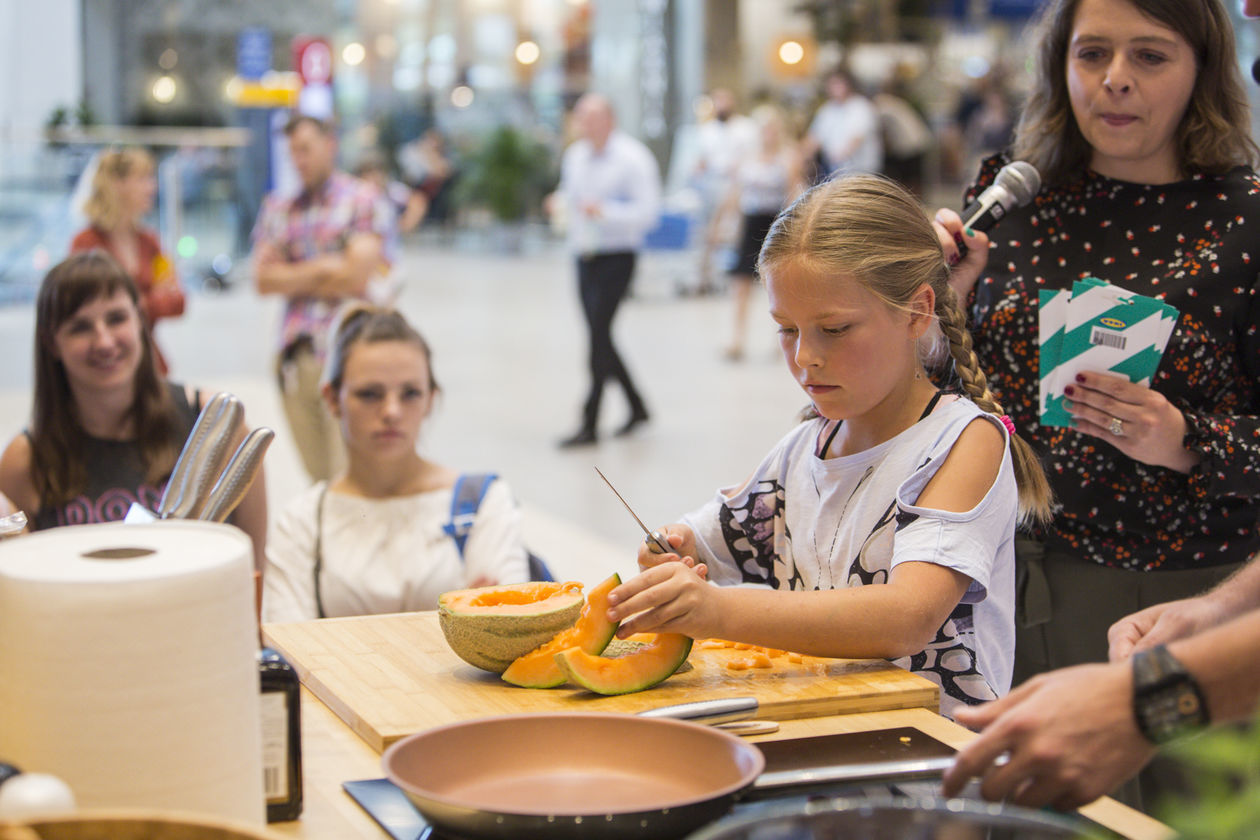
[1158,713,1260,838]
[454,126,553,222]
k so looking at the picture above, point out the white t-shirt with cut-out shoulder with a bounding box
[681,396,1017,719]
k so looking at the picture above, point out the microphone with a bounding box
[960,161,1041,233]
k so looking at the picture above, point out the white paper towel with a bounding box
[0,521,265,825]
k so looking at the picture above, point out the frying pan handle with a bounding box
[636,696,759,726]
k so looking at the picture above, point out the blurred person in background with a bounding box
[252,114,392,483]
[940,71,1017,183]
[933,0,1260,809]
[355,149,428,237]
[873,69,934,196]
[802,68,883,180]
[0,252,267,568]
[263,304,529,622]
[711,104,805,361]
[398,128,457,228]
[71,147,185,377]
[693,88,757,293]
[547,93,661,448]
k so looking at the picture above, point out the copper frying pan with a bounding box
[382,712,764,840]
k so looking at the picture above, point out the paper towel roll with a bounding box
[0,521,264,825]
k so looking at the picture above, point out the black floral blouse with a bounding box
[961,153,1260,571]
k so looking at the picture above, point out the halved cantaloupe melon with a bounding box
[438,581,585,673]
[554,632,693,695]
[501,573,621,688]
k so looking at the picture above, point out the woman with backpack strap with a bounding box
[262,304,530,622]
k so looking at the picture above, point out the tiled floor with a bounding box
[0,237,805,587]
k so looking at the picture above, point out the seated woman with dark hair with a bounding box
[262,304,530,622]
[0,251,267,569]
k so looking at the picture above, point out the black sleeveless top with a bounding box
[32,383,200,530]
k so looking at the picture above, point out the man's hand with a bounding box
[1108,596,1233,662]
[942,663,1155,811]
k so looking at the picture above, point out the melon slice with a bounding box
[554,633,693,695]
[501,573,621,688]
[438,581,585,673]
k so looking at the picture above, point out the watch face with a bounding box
[1143,681,1206,743]
[1133,645,1209,744]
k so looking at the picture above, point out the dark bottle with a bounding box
[258,646,303,822]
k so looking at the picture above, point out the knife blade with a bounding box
[593,466,674,556]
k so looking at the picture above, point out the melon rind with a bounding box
[438,583,584,673]
[554,633,693,695]
[501,573,622,688]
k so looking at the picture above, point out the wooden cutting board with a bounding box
[262,611,940,753]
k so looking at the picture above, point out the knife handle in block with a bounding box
[159,392,235,519]
[200,427,274,523]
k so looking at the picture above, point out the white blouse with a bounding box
[262,479,530,623]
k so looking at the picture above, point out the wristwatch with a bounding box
[1131,643,1209,744]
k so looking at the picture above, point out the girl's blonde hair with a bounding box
[758,174,1053,525]
[82,147,155,232]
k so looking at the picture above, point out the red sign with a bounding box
[292,36,333,86]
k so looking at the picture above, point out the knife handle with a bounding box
[181,396,244,519]
[636,696,759,725]
[199,427,274,523]
[158,392,234,518]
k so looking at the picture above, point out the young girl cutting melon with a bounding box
[605,175,1052,718]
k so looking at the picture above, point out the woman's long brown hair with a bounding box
[30,251,180,508]
[1013,0,1258,185]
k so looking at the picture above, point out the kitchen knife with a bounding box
[594,466,675,556]
[637,696,759,726]
[198,427,274,523]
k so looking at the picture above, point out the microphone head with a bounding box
[994,161,1042,207]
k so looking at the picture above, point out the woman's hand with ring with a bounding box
[1062,371,1200,473]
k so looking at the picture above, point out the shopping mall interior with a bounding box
[1,0,1259,579]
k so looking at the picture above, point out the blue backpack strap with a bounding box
[443,473,498,560]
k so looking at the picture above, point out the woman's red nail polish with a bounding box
[1064,385,1075,396]
[948,253,960,267]
[953,232,966,248]
[1075,374,1086,383]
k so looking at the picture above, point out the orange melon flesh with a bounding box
[554,633,693,695]
[438,581,586,673]
[501,573,621,688]
[443,580,583,612]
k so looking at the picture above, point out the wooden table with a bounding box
[262,612,940,752]
[268,685,1175,840]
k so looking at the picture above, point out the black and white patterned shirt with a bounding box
[682,398,1017,719]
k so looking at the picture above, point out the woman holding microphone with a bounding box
[934,0,1260,808]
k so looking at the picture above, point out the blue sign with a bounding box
[942,0,1041,19]
[237,28,272,81]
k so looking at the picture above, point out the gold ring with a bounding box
[1108,417,1124,436]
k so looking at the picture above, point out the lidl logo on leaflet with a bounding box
[1098,317,1127,329]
